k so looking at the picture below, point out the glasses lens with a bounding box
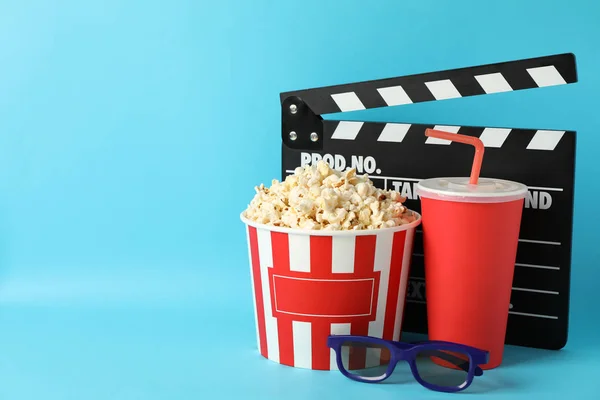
[414,349,471,388]
[340,340,392,380]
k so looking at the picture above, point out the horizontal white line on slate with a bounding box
[518,239,561,246]
[509,311,558,320]
[527,186,564,192]
[515,263,560,271]
[512,287,559,295]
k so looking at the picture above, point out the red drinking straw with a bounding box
[425,129,485,185]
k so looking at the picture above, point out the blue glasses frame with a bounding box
[327,335,489,393]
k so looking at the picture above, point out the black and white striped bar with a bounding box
[280,53,577,115]
[329,121,567,151]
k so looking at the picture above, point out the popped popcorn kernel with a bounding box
[243,160,417,230]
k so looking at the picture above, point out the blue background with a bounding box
[0,0,599,398]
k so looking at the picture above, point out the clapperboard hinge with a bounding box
[278,53,578,351]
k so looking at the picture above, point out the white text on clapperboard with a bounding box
[300,153,553,210]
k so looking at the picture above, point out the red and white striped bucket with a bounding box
[241,213,421,370]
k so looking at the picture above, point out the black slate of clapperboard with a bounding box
[279,53,578,350]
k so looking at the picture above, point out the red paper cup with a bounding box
[241,212,421,370]
[417,177,528,369]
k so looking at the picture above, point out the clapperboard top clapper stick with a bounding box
[279,53,578,350]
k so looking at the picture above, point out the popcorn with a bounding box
[243,161,418,231]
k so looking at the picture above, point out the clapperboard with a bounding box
[279,53,577,350]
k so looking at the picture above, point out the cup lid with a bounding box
[416,177,528,203]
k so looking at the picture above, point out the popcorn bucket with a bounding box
[241,213,421,370]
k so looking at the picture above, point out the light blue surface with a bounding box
[0,0,599,398]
